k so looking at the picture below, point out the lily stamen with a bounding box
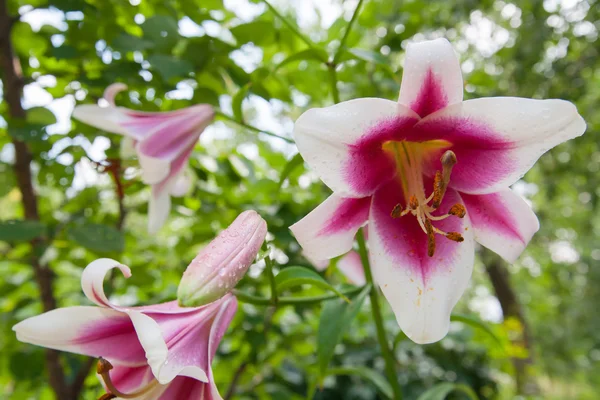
[432,150,457,209]
[97,358,159,400]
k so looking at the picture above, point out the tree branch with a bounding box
[0,0,69,398]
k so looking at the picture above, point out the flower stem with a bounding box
[356,229,403,400]
[214,110,294,143]
[233,286,364,306]
[333,0,365,64]
[262,0,316,50]
[328,65,340,104]
[262,244,279,306]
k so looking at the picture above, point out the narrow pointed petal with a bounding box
[461,189,539,263]
[178,211,267,307]
[294,98,419,197]
[72,105,130,136]
[398,38,463,117]
[290,194,370,260]
[412,97,586,194]
[81,258,131,308]
[148,186,172,234]
[13,306,147,365]
[369,179,474,344]
[129,295,237,385]
[337,251,366,286]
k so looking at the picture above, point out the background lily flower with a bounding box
[72,84,215,233]
[13,258,237,400]
[290,38,586,344]
[178,210,268,307]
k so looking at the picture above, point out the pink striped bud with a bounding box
[177,211,267,307]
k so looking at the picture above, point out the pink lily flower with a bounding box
[290,38,586,344]
[337,251,366,286]
[13,258,237,399]
[72,84,214,233]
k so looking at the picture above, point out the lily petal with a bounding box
[129,294,237,385]
[294,98,419,197]
[337,251,366,286]
[155,376,220,400]
[82,258,131,308]
[13,306,147,366]
[290,194,370,260]
[148,186,172,234]
[461,189,539,263]
[107,364,155,394]
[413,97,586,194]
[398,38,463,117]
[369,179,474,344]
[71,104,131,136]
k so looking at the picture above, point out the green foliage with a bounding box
[1,0,599,399]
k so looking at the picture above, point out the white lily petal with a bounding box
[294,98,417,197]
[461,189,539,263]
[72,104,130,135]
[137,151,172,185]
[398,38,463,117]
[81,258,131,308]
[290,194,370,260]
[148,186,172,234]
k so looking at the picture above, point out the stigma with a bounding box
[389,147,465,257]
[97,358,159,399]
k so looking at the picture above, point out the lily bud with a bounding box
[178,210,267,307]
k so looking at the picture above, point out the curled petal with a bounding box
[13,306,147,366]
[398,38,463,117]
[104,83,128,107]
[290,194,370,260]
[412,97,587,194]
[369,179,474,344]
[294,98,418,197]
[337,251,366,286]
[81,258,131,308]
[461,189,539,263]
[177,211,267,307]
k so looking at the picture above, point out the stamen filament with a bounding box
[97,358,160,399]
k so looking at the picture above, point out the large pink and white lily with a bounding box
[72,84,214,233]
[13,259,236,399]
[290,38,586,344]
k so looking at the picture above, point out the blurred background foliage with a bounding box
[0,0,599,399]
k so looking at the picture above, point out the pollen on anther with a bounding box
[446,232,464,242]
[424,219,436,257]
[448,203,466,218]
[409,195,419,210]
[391,203,402,218]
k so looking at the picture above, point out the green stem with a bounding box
[262,0,315,50]
[214,110,294,143]
[233,286,364,306]
[328,65,340,104]
[356,229,403,399]
[262,244,279,306]
[333,0,365,64]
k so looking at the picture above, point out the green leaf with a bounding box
[317,285,370,375]
[67,223,124,254]
[275,48,329,70]
[327,366,393,399]
[417,383,479,400]
[230,21,274,45]
[278,153,303,188]
[26,107,57,126]
[232,83,252,123]
[112,33,154,52]
[0,163,15,197]
[275,266,350,302]
[0,220,46,242]
[142,15,180,50]
[345,48,389,65]
[148,54,194,81]
[451,313,503,346]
